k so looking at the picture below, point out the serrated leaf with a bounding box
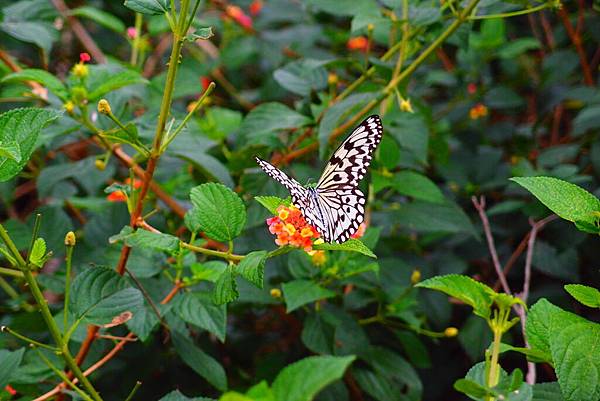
[1,69,68,100]
[174,292,227,342]
[271,355,355,401]
[70,6,126,33]
[0,348,25,388]
[510,176,600,232]
[69,266,143,325]
[416,274,494,318]
[172,331,227,391]
[0,108,60,182]
[313,238,376,258]
[282,279,336,312]
[88,70,147,99]
[190,183,246,242]
[123,0,170,15]
[29,238,46,267]
[254,195,289,215]
[564,284,600,308]
[213,266,238,305]
[0,140,21,163]
[236,251,267,289]
[122,229,180,254]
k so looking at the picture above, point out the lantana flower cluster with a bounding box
[266,205,321,253]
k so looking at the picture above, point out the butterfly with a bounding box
[256,114,383,243]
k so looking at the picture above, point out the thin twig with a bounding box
[558,5,594,85]
[471,196,511,294]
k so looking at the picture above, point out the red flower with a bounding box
[249,0,263,16]
[266,205,320,253]
[5,385,17,396]
[200,76,211,91]
[225,5,253,29]
[79,52,91,63]
[467,83,477,95]
[347,36,369,52]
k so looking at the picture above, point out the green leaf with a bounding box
[174,292,227,342]
[1,69,68,100]
[190,183,246,242]
[395,200,476,236]
[313,238,376,258]
[123,0,170,15]
[497,38,540,59]
[88,70,147,99]
[532,382,565,401]
[510,176,600,231]
[213,266,238,305]
[0,348,25,388]
[159,390,213,401]
[454,378,491,398]
[185,207,202,233]
[236,251,267,289]
[282,280,336,312]
[123,229,180,254]
[392,171,445,204]
[240,103,311,145]
[0,108,60,182]
[416,274,494,318]
[254,196,289,215]
[29,238,46,267]
[0,21,58,53]
[69,266,143,325]
[172,331,227,391]
[100,123,150,156]
[271,355,355,401]
[0,140,21,163]
[188,27,213,40]
[564,284,600,308]
[551,322,600,401]
[573,105,600,136]
[273,59,328,97]
[70,6,126,33]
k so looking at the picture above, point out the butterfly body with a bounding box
[256,115,383,243]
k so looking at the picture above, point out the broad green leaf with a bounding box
[254,196,289,215]
[301,313,334,354]
[1,69,68,100]
[198,107,242,141]
[282,280,336,312]
[123,0,170,15]
[69,266,143,325]
[0,140,21,162]
[532,382,565,401]
[123,229,180,254]
[271,355,355,401]
[70,6,126,33]
[240,103,311,144]
[416,274,494,318]
[190,183,246,242]
[213,266,238,305]
[498,38,540,59]
[564,284,600,308]
[0,348,25,387]
[0,108,60,182]
[191,261,228,283]
[394,200,476,236]
[393,171,445,204]
[313,239,376,258]
[88,70,147,99]
[29,238,46,267]
[159,390,213,401]
[185,207,202,233]
[172,151,235,188]
[273,59,328,97]
[0,21,58,53]
[551,322,600,401]
[236,251,267,289]
[499,343,554,364]
[174,292,227,342]
[388,113,429,164]
[573,105,600,136]
[306,0,378,16]
[454,379,491,398]
[172,331,227,391]
[126,302,169,342]
[510,176,600,232]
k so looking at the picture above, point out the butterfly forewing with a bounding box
[255,115,383,243]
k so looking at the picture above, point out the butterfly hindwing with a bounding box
[255,114,383,243]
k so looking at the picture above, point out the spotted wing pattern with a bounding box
[255,114,383,243]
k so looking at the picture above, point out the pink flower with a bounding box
[79,52,91,63]
[127,27,137,39]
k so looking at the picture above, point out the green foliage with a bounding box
[564,284,600,308]
[0,348,24,388]
[282,279,336,312]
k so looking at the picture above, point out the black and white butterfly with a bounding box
[256,115,383,243]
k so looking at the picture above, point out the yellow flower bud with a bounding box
[444,327,458,337]
[72,62,89,78]
[64,231,76,247]
[311,250,327,266]
[400,97,414,113]
[410,269,421,284]
[97,99,112,115]
[270,288,282,298]
[63,101,75,114]
[327,73,338,86]
[94,159,106,171]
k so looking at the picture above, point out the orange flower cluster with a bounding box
[347,36,369,52]
[224,5,253,29]
[266,205,320,253]
[107,178,142,202]
[469,103,488,119]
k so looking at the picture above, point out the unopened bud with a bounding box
[94,159,106,170]
[410,269,421,284]
[270,288,282,298]
[444,327,458,337]
[98,99,111,115]
[64,231,76,247]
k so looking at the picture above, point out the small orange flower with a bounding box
[225,5,253,29]
[106,179,142,202]
[311,250,327,266]
[5,385,17,396]
[79,52,91,63]
[266,205,320,253]
[347,36,369,52]
[249,0,263,16]
[351,223,366,239]
[469,103,488,120]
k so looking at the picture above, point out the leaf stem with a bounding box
[0,266,23,278]
[124,381,142,401]
[64,241,74,331]
[180,241,244,262]
[469,3,551,20]
[1,326,60,351]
